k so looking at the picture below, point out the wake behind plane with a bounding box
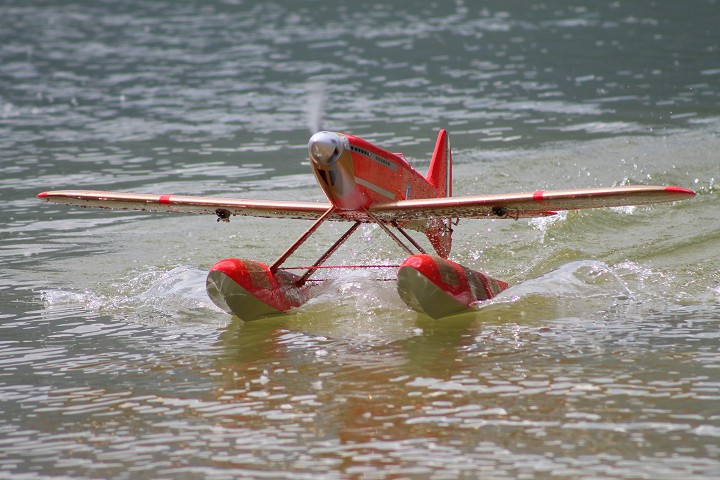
[38,129,695,320]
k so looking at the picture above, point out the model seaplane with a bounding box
[37,129,695,320]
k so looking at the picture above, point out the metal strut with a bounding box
[270,206,427,285]
[296,222,362,286]
[270,207,335,273]
[362,209,415,256]
[390,221,427,255]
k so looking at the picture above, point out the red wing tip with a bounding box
[37,191,48,199]
[664,186,696,196]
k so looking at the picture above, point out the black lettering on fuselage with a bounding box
[350,145,399,171]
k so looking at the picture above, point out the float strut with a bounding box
[391,221,427,255]
[363,209,415,256]
[296,222,362,286]
[270,207,335,273]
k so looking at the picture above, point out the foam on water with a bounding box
[498,260,633,302]
[41,266,223,326]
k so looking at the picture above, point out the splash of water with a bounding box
[41,266,222,325]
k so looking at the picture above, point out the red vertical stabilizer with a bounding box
[424,130,453,257]
[425,129,452,197]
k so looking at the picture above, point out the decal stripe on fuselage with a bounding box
[355,177,395,200]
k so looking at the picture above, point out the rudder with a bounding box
[425,129,452,197]
[424,130,453,257]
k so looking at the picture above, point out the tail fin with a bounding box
[425,129,452,197]
[424,130,453,258]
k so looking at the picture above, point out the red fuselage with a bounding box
[308,132,441,212]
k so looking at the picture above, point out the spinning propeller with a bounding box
[305,78,345,166]
[305,77,327,134]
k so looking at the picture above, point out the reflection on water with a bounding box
[3,292,719,478]
[1,0,720,478]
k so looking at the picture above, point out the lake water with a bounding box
[1,1,719,478]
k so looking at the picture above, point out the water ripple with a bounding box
[1,1,719,478]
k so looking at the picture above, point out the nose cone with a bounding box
[308,131,342,165]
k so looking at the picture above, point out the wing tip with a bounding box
[664,186,696,197]
[37,191,48,199]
